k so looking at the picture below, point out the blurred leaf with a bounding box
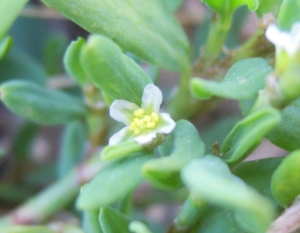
[267,98,300,151]
[142,120,205,190]
[0,226,55,233]
[256,0,282,17]
[99,207,131,233]
[64,38,87,86]
[182,156,275,233]
[117,193,132,216]
[83,210,104,233]
[41,0,190,72]
[0,0,28,40]
[12,122,39,161]
[81,35,152,105]
[43,34,68,75]
[62,225,85,233]
[190,58,273,100]
[58,121,87,178]
[0,182,32,204]
[0,37,12,61]
[234,157,283,206]
[192,208,247,233]
[1,80,87,125]
[199,0,258,15]
[277,0,300,30]
[202,116,239,154]
[77,153,153,210]
[0,50,47,85]
[271,150,300,206]
[221,108,281,163]
[164,0,183,11]
[129,221,154,233]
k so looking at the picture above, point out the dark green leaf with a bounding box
[142,120,205,190]
[58,121,87,178]
[1,81,87,125]
[76,153,153,210]
[81,35,152,105]
[83,210,104,233]
[0,37,12,61]
[190,58,273,100]
[41,0,190,72]
[0,50,47,85]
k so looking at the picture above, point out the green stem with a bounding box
[0,155,103,226]
[204,13,232,64]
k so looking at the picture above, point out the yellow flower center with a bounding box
[130,108,159,135]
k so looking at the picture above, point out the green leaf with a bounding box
[142,120,205,190]
[199,0,259,15]
[267,98,300,151]
[62,225,85,233]
[182,156,275,233]
[221,108,281,163]
[277,0,300,30]
[0,37,12,61]
[192,208,247,233]
[271,150,300,206]
[81,35,152,106]
[83,210,104,233]
[234,157,283,206]
[64,37,88,85]
[41,0,190,72]
[0,50,47,85]
[99,207,131,233]
[129,221,154,233]
[76,153,153,210]
[1,81,87,125]
[190,58,273,100]
[0,226,55,233]
[256,0,282,17]
[58,121,87,178]
[0,0,28,40]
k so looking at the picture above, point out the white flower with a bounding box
[266,22,300,56]
[109,84,176,145]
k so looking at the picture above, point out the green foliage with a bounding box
[221,108,281,163]
[76,153,153,210]
[256,0,283,17]
[1,81,87,125]
[267,98,300,151]
[58,121,87,178]
[0,0,28,40]
[142,120,205,190]
[64,37,87,86]
[164,0,183,11]
[0,226,55,233]
[271,150,300,206]
[182,155,275,233]
[41,0,190,72]
[277,0,300,30]
[191,58,273,100]
[199,0,258,15]
[99,207,131,233]
[80,35,152,105]
[0,50,47,85]
[83,211,103,233]
[0,37,12,61]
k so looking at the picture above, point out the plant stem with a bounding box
[0,154,103,226]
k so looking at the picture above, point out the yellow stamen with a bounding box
[130,122,136,131]
[134,109,144,117]
[151,112,159,122]
[134,129,140,135]
[147,122,155,129]
[143,115,151,122]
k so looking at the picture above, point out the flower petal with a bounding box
[110,100,139,125]
[109,126,130,145]
[141,84,162,112]
[157,113,176,134]
[135,131,157,145]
